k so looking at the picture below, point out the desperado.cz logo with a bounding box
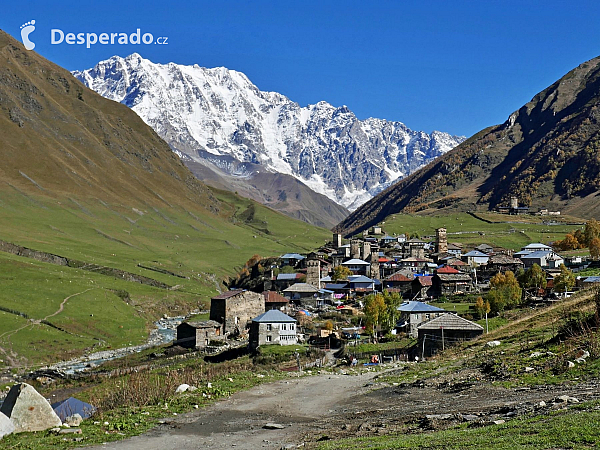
[19,20,168,50]
[52,28,168,48]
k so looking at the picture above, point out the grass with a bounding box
[317,400,600,449]
[0,190,330,368]
[377,212,585,250]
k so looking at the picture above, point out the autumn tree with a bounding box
[487,270,522,313]
[332,265,353,281]
[324,320,334,331]
[554,233,580,251]
[364,293,387,336]
[474,296,490,319]
[554,264,575,294]
[380,290,403,331]
[585,219,600,247]
[590,238,600,260]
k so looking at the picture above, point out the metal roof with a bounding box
[252,310,296,323]
[281,253,305,260]
[283,283,320,293]
[348,275,375,283]
[277,273,301,280]
[398,301,444,313]
[341,258,370,265]
[463,250,489,257]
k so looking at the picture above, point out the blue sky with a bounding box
[3,1,600,136]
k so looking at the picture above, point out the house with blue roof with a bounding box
[462,250,490,266]
[249,310,297,350]
[396,301,445,337]
[520,250,564,269]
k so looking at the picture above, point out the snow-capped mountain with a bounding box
[74,53,465,210]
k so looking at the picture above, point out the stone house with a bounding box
[209,289,265,336]
[431,273,474,297]
[519,250,564,269]
[411,275,434,299]
[176,320,223,349]
[462,250,490,266]
[249,310,298,350]
[263,291,289,312]
[383,271,414,295]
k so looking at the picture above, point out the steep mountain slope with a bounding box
[0,30,331,366]
[335,56,600,236]
[73,54,465,212]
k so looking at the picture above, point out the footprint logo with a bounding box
[20,20,36,51]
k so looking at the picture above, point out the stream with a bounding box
[47,316,187,375]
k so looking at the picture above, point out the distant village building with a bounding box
[436,227,448,254]
[396,301,445,337]
[447,243,463,257]
[411,275,434,299]
[350,239,361,259]
[462,250,490,266]
[176,320,224,349]
[383,271,414,295]
[432,273,474,297]
[263,291,289,312]
[305,259,321,288]
[341,258,371,275]
[418,313,483,357]
[520,250,564,269]
[280,253,306,266]
[283,283,322,307]
[371,226,383,235]
[249,310,298,350]
[209,290,264,336]
[333,233,343,248]
[498,196,530,215]
[486,254,524,273]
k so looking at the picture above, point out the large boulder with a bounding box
[0,412,15,439]
[0,383,62,433]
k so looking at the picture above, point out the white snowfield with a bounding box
[74,54,464,210]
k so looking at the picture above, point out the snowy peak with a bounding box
[74,55,465,210]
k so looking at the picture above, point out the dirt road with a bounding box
[91,371,380,450]
[90,365,600,450]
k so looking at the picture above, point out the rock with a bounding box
[425,414,453,420]
[264,423,285,429]
[188,386,198,392]
[487,341,501,347]
[530,352,543,358]
[582,350,590,359]
[207,382,212,388]
[525,367,535,372]
[568,397,579,403]
[65,414,82,427]
[0,412,15,439]
[575,357,586,364]
[493,419,505,425]
[175,384,190,394]
[556,395,570,403]
[461,414,479,422]
[567,361,575,369]
[538,401,546,407]
[0,383,62,433]
[58,428,82,435]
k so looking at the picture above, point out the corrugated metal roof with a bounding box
[252,310,296,323]
[398,301,444,313]
[341,258,370,265]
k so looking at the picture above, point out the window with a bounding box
[266,324,272,331]
[281,324,287,331]
[290,324,295,331]
[266,335,272,342]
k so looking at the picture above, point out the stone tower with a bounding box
[306,259,321,288]
[333,233,342,249]
[510,196,518,209]
[369,250,380,280]
[350,239,361,259]
[362,241,371,261]
[436,227,448,254]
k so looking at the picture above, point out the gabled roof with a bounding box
[341,258,370,266]
[417,313,483,331]
[583,276,600,283]
[521,250,562,259]
[283,283,320,293]
[348,275,375,284]
[385,271,414,282]
[281,253,305,260]
[263,291,289,303]
[276,273,303,281]
[398,301,444,313]
[436,273,473,282]
[413,276,433,286]
[463,250,489,257]
[211,289,245,300]
[252,310,296,323]
[436,265,459,274]
[522,243,552,251]
[489,254,523,265]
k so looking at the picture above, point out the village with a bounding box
[175,217,596,361]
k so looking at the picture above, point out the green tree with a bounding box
[487,270,522,313]
[332,265,353,281]
[364,293,387,336]
[584,219,600,246]
[518,264,547,296]
[380,290,402,331]
[554,264,575,294]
